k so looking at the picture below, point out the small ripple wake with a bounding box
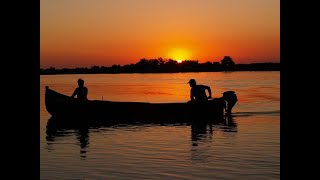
[232,110,280,117]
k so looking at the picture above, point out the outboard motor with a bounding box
[222,91,238,115]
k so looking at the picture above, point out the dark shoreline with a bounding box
[40,70,280,75]
[40,62,280,75]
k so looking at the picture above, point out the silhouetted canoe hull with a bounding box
[45,86,226,125]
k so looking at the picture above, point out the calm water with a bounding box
[40,72,280,180]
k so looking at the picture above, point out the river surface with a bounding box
[40,71,280,180]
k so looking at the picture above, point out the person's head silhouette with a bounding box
[188,79,197,87]
[78,78,85,87]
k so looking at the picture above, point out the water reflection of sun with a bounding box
[168,48,190,63]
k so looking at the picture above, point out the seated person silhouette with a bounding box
[188,79,212,103]
[71,78,88,101]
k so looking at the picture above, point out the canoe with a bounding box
[45,86,230,125]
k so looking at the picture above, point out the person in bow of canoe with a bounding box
[71,78,88,101]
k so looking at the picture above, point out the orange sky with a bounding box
[40,0,279,68]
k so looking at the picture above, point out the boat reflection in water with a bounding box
[45,114,237,159]
[46,117,91,158]
[191,114,237,145]
[190,114,237,163]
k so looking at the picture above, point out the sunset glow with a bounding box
[168,48,191,62]
[40,0,280,68]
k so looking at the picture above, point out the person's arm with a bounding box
[206,86,212,99]
[84,87,88,99]
[190,89,195,101]
[71,88,77,98]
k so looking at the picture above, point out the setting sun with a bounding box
[168,48,191,62]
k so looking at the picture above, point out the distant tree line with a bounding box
[40,56,279,75]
